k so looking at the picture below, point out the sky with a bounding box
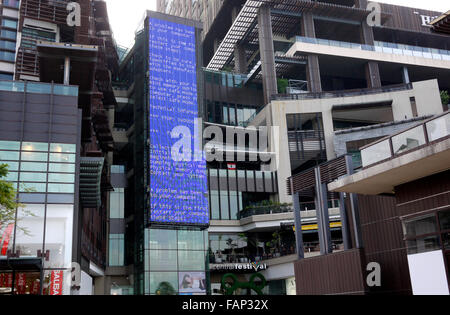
[105,0,449,48]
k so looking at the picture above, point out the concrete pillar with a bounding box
[314,168,332,255]
[339,192,352,250]
[365,61,382,88]
[64,56,71,85]
[293,192,305,259]
[258,6,278,105]
[345,155,363,249]
[402,66,410,84]
[301,13,322,92]
[234,45,247,74]
[360,16,382,88]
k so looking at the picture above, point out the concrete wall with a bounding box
[252,79,443,203]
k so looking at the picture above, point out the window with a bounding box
[0,29,16,40]
[19,172,47,182]
[0,151,19,160]
[2,19,17,29]
[21,152,48,162]
[49,163,75,173]
[110,188,124,218]
[21,162,47,172]
[404,214,438,239]
[403,210,450,255]
[0,40,16,50]
[50,143,76,153]
[210,190,220,220]
[47,184,74,193]
[49,153,75,163]
[220,190,229,220]
[109,234,124,266]
[22,142,49,152]
[48,173,75,183]
[0,50,15,61]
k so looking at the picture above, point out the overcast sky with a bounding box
[105,0,449,48]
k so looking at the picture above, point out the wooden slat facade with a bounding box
[294,248,367,295]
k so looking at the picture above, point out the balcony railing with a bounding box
[294,36,450,61]
[0,80,78,96]
[240,204,293,219]
[273,82,412,101]
[239,199,340,219]
[360,111,450,168]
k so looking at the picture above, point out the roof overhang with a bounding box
[328,137,450,195]
[430,10,450,35]
[37,41,98,93]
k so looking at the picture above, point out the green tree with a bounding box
[0,164,33,235]
[0,164,18,228]
[277,78,289,94]
[441,90,449,107]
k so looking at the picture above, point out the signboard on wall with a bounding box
[50,271,64,295]
[148,16,209,226]
[178,272,207,295]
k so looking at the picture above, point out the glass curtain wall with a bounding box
[144,228,209,295]
[0,140,77,295]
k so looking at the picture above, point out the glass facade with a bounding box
[143,228,209,295]
[208,168,277,221]
[0,140,77,295]
[403,209,450,255]
[109,187,125,267]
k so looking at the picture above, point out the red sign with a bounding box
[16,273,27,294]
[49,271,64,295]
[0,224,14,255]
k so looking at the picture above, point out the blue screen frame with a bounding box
[148,17,209,226]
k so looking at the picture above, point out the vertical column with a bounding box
[234,45,247,74]
[64,56,71,85]
[314,167,332,255]
[293,192,305,259]
[339,192,352,250]
[345,155,363,249]
[402,66,410,84]
[258,6,278,105]
[360,10,382,88]
[301,13,322,92]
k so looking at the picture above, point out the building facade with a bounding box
[112,1,450,295]
[0,0,118,295]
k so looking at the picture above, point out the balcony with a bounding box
[360,111,450,168]
[329,111,450,195]
[286,36,450,70]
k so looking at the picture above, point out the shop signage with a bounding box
[211,262,268,272]
[16,273,26,294]
[50,271,64,295]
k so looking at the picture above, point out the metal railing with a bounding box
[0,80,78,96]
[360,111,450,168]
[294,36,450,61]
[273,82,412,101]
[240,204,293,219]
